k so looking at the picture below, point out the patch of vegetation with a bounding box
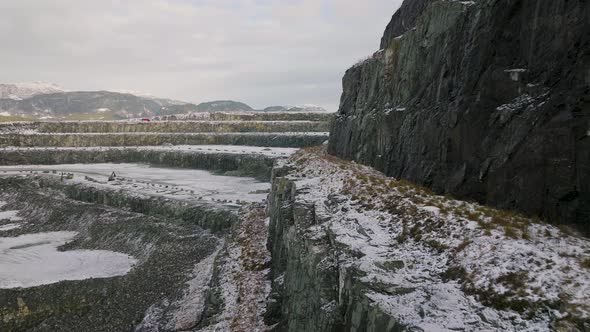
[557,224,573,237]
[395,221,409,244]
[426,239,449,253]
[504,226,519,239]
[64,111,125,121]
[410,223,423,241]
[497,271,529,291]
[521,226,531,240]
[0,115,38,122]
[474,286,535,315]
[455,239,472,253]
[376,260,405,272]
[464,210,482,221]
[440,265,468,282]
[65,112,124,121]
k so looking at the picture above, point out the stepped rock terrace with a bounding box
[0,132,329,148]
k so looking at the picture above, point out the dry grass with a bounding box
[298,146,549,250]
[0,115,38,122]
[455,239,472,253]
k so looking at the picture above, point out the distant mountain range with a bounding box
[0,83,329,120]
[194,100,254,113]
[0,82,66,100]
[192,101,328,114]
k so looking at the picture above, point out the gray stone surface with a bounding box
[380,0,433,49]
[265,164,402,332]
[35,121,330,133]
[329,0,590,234]
[0,132,329,148]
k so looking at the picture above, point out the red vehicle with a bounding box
[141,118,151,122]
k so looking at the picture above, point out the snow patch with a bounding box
[504,68,527,82]
[0,210,22,221]
[0,231,137,288]
[0,82,65,100]
[0,224,22,231]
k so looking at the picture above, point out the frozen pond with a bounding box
[0,231,137,288]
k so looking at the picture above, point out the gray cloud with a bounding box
[0,0,402,110]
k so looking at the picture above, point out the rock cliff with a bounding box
[328,0,590,234]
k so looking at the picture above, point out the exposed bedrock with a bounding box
[328,0,590,234]
[5,175,238,232]
[0,132,328,148]
[0,148,276,181]
[35,121,330,133]
[44,179,239,232]
[0,122,38,133]
[266,164,401,332]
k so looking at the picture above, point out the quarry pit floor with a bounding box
[0,163,271,205]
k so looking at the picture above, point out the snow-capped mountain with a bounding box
[0,83,330,119]
[0,82,66,100]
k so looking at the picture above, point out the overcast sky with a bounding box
[0,0,402,111]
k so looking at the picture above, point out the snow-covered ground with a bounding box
[281,146,590,330]
[0,209,22,221]
[197,205,271,332]
[0,209,25,231]
[0,224,22,231]
[0,163,270,204]
[0,145,298,158]
[0,231,136,288]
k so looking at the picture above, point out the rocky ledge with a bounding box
[266,147,590,331]
[0,132,329,148]
[3,121,329,134]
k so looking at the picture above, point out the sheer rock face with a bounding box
[329,0,590,234]
[266,163,401,332]
[379,0,433,49]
